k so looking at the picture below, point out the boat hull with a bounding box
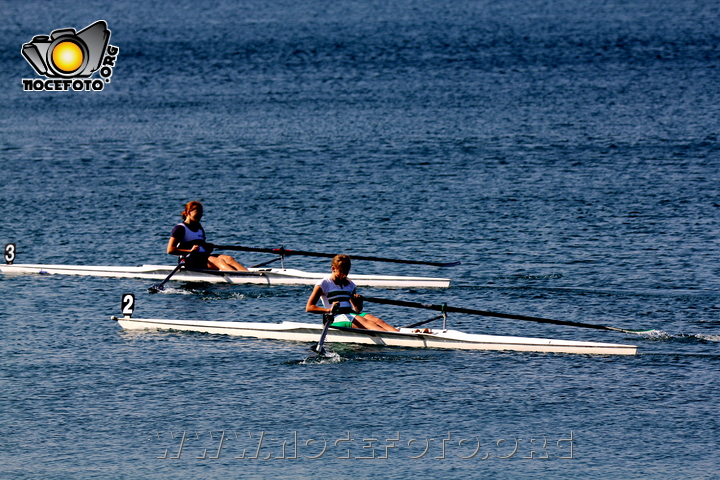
[0,263,450,288]
[111,316,638,355]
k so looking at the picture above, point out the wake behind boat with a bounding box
[111,315,638,355]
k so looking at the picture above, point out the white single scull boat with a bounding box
[2,243,454,287]
[0,263,450,288]
[111,315,638,355]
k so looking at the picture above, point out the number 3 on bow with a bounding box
[4,244,16,265]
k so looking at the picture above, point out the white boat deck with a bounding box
[0,263,451,288]
[111,316,638,355]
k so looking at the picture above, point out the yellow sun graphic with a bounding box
[52,41,84,73]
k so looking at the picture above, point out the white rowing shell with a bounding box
[111,315,638,355]
[0,263,451,288]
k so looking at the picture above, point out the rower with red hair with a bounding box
[167,201,247,271]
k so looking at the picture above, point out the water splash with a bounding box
[635,330,720,343]
[693,334,720,343]
[299,351,344,365]
[635,330,672,339]
[156,286,195,295]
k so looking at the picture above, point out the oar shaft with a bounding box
[362,296,630,333]
[148,254,192,292]
[214,245,460,267]
[313,313,335,354]
[148,262,183,293]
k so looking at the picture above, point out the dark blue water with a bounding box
[2,0,719,478]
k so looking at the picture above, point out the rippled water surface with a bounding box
[1,0,719,478]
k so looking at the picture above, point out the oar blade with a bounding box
[435,261,462,268]
[309,343,328,355]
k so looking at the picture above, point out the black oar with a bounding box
[362,296,650,334]
[310,313,335,355]
[148,257,187,293]
[214,245,460,268]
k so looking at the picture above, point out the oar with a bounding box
[214,245,460,267]
[362,296,650,334]
[311,313,335,355]
[148,257,187,293]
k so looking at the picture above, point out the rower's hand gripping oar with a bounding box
[361,296,651,335]
[148,256,187,293]
[214,245,461,268]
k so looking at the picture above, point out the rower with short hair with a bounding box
[306,254,398,331]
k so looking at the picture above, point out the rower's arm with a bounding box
[306,285,333,314]
[167,237,199,256]
[167,237,181,255]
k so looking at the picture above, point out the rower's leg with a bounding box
[365,314,399,332]
[219,254,248,271]
[353,314,398,332]
[208,255,248,271]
